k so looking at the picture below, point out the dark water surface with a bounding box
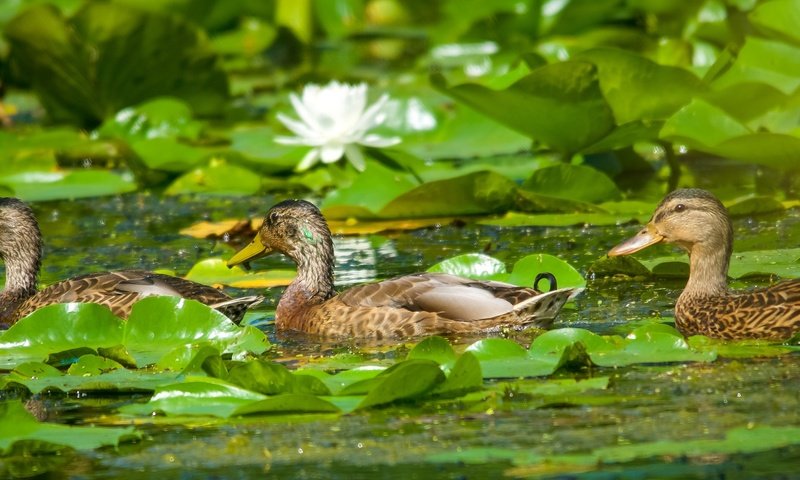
[3,194,799,479]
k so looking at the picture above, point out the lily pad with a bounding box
[184,258,296,288]
[0,303,125,369]
[0,401,139,454]
[356,359,445,409]
[164,158,263,196]
[522,163,621,204]
[426,254,507,280]
[0,169,137,202]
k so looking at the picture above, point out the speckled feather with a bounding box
[610,188,800,341]
[675,279,800,340]
[0,198,262,326]
[12,270,262,324]
[230,199,581,340]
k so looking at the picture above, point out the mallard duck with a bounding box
[0,197,263,327]
[608,188,800,340]
[226,199,581,339]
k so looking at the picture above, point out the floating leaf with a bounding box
[0,169,137,202]
[184,258,295,288]
[165,158,263,196]
[96,97,205,142]
[0,401,138,454]
[0,303,125,369]
[232,394,340,416]
[427,254,507,280]
[406,336,457,367]
[356,359,445,409]
[119,380,266,417]
[431,352,483,397]
[123,297,269,366]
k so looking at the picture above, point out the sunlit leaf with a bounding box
[119,380,266,417]
[0,303,125,369]
[427,254,507,280]
[165,158,263,196]
[184,258,296,288]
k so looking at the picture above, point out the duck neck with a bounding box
[682,242,730,299]
[0,225,42,323]
[277,231,335,320]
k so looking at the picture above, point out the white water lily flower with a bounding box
[275,81,401,172]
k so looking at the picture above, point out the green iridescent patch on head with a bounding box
[301,226,316,244]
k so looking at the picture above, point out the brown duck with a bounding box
[227,199,581,340]
[0,197,262,326]
[608,188,800,340]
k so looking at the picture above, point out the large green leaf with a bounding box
[712,37,800,95]
[501,254,586,289]
[356,359,445,409]
[522,164,621,204]
[660,98,751,147]
[0,169,137,202]
[432,61,615,153]
[123,297,270,366]
[749,0,800,45]
[232,394,340,416]
[427,254,507,280]
[406,336,457,367]
[184,258,296,289]
[0,401,138,454]
[119,379,266,417]
[575,48,703,124]
[0,303,125,369]
[378,171,517,218]
[640,247,800,279]
[4,3,228,127]
[164,158,263,196]
[1,360,184,394]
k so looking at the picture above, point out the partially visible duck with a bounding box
[0,197,262,326]
[227,199,581,340]
[608,188,800,340]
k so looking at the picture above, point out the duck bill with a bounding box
[608,224,664,256]
[227,236,272,268]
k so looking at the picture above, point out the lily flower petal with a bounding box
[345,144,366,171]
[295,148,321,172]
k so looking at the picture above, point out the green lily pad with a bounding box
[231,394,340,416]
[356,359,446,409]
[432,61,615,153]
[184,258,296,289]
[0,400,139,454]
[0,303,125,369]
[500,254,586,289]
[123,297,270,366]
[431,352,483,397]
[165,158,263,196]
[521,163,621,204]
[226,360,331,396]
[406,336,457,367]
[749,0,800,44]
[0,169,137,202]
[466,338,563,378]
[712,36,800,95]
[119,380,266,417]
[295,367,386,396]
[575,48,703,124]
[426,254,507,280]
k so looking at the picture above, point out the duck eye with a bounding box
[674,204,686,213]
[268,211,279,224]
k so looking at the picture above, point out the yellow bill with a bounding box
[608,223,664,257]
[227,236,272,268]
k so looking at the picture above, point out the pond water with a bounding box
[3,193,800,478]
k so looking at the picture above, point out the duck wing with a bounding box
[16,270,262,323]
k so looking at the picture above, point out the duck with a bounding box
[0,197,263,327]
[226,199,581,340]
[608,188,800,340]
